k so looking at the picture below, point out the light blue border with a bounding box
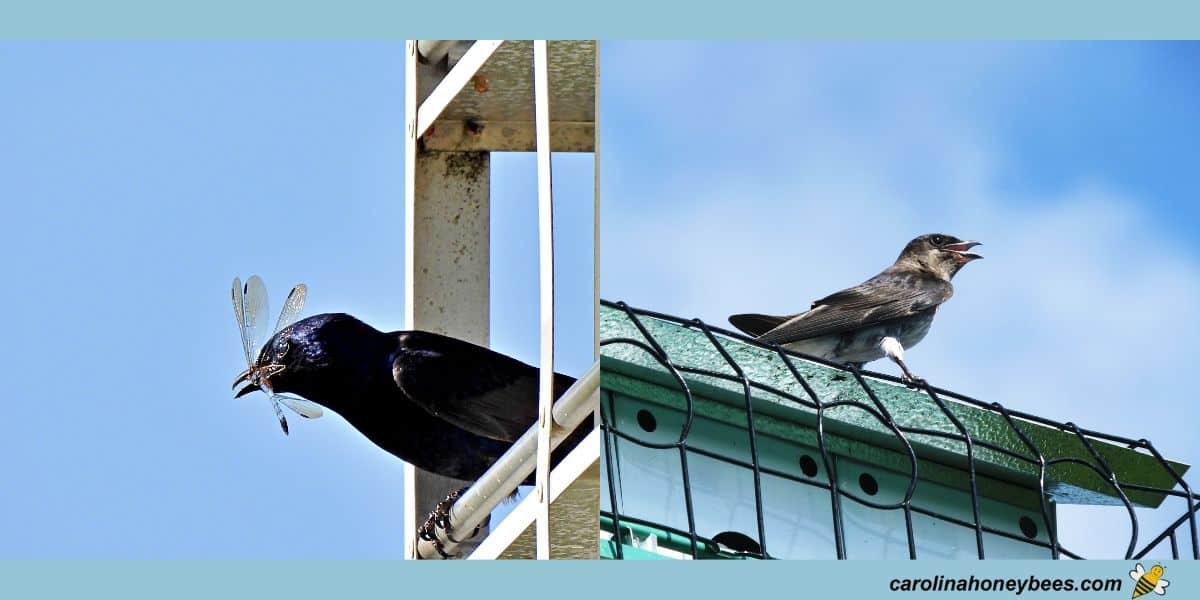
[1,7,1197,600]
[1,0,1199,39]
[0,560,1195,598]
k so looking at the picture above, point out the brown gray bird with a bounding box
[728,233,982,384]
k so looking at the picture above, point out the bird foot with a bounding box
[416,487,482,559]
[901,374,927,389]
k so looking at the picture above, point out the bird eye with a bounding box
[931,235,945,246]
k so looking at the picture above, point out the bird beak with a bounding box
[233,362,287,397]
[232,368,260,398]
[944,240,983,262]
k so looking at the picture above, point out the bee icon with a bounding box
[1129,563,1170,598]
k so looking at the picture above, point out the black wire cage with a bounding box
[599,300,1197,560]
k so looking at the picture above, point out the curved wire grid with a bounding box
[599,300,1198,560]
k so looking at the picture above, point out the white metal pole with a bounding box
[404,40,493,560]
[532,39,555,560]
[593,42,601,365]
[403,39,419,560]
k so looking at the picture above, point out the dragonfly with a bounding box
[231,275,324,435]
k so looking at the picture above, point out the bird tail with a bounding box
[728,313,789,338]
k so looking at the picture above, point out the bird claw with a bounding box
[416,487,482,559]
[902,374,927,389]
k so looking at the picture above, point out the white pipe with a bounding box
[532,38,555,561]
[416,40,455,65]
[414,362,599,559]
[467,429,601,559]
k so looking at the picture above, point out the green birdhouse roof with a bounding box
[600,301,1190,510]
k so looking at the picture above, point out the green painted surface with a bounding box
[600,304,1188,508]
[600,517,739,560]
[599,540,677,560]
[602,388,1060,557]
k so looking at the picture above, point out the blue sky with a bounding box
[0,42,594,558]
[601,41,1200,558]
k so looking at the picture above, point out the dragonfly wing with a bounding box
[231,277,254,365]
[276,393,324,419]
[274,283,307,333]
[271,396,289,435]
[242,275,270,364]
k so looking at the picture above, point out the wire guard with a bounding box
[599,300,1198,560]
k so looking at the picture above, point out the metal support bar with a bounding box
[419,120,595,152]
[593,42,601,364]
[403,39,419,560]
[415,362,599,560]
[416,40,503,137]
[532,39,555,561]
[404,39,492,560]
[469,429,601,559]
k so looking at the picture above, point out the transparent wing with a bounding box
[274,283,307,333]
[231,277,253,365]
[241,275,270,364]
[276,393,324,419]
[271,396,289,435]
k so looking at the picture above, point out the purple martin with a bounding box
[728,234,982,384]
[231,312,589,482]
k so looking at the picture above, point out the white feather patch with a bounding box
[880,336,906,361]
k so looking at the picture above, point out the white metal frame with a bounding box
[403,39,420,561]
[414,40,503,137]
[404,39,496,560]
[403,39,597,560]
[532,39,556,561]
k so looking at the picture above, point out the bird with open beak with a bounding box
[728,233,982,385]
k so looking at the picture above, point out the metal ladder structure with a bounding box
[404,40,599,559]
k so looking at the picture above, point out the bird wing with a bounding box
[757,273,952,345]
[392,331,575,442]
[728,313,795,338]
